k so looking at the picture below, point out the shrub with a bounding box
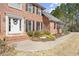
[33,31,40,37]
[43,31,50,35]
[27,31,34,37]
[40,31,56,41]
[0,38,16,55]
[40,31,50,36]
[0,38,6,54]
[27,31,41,37]
[27,31,56,41]
[0,39,5,47]
[46,34,56,41]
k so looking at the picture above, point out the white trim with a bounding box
[5,15,24,36]
[8,3,22,10]
[34,21,36,31]
[34,6,37,14]
[39,22,41,31]
[21,18,24,33]
[6,15,9,35]
[31,21,33,31]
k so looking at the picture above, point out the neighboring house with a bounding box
[0,3,64,41]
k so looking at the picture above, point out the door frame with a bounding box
[6,14,24,35]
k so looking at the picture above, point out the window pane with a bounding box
[25,20,28,32]
[8,3,21,9]
[38,8,42,16]
[19,19,21,31]
[26,20,33,32]
[28,21,31,31]
[34,6,37,14]
[9,17,11,31]
[33,21,35,31]
[36,7,38,14]
[28,4,33,13]
[41,22,42,31]
[33,6,35,13]
[36,22,40,31]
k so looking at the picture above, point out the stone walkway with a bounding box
[10,32,76,51]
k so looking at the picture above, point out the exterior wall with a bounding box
[42,15,50,31]
[42,15,62,34]
[50,22,62,34]
[50,22,57,34]
[0,3,43,41]
[0,3,62,42]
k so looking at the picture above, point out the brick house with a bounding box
[0,3,64,41]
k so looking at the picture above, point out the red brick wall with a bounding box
[0,3,43,41]
[0,3,62,41]
[42,14,62,34]
[50,22,58,34]
[42,15,50,31]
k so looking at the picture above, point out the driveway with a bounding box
[10,32,77,52]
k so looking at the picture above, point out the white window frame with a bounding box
[38,8,42,16]
[6,14,24,35]
[8,3,22,10]
[28,4,33,13]
[34,6,37,14]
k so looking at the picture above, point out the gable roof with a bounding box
[42,11,64,24]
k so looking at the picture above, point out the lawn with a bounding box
[1,32,79,56]
[15,33,79,56]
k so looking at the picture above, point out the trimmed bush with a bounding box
[33,31,41,37]
[0,38,6,54]
[27,31,56,41]
[43,31,50,35]
[27,31,34,37]
[46,34,56,41]
[40,31,50,36]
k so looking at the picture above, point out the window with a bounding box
[9,17,11,31]
[33,21,35,31]
[54,22,56,29]
[36,22,40,31]
[25,20,33,32]
[8,3,22,9]
[25,20,42,32]
[38,8,42,16]
[25,20,28,32]
[28,4,33,13]
[19,19,21,31]
[36,7,38,14]
[40,22,43,31]
[28,21,32,31]
[34,6,37,14]
[33,6,35,13]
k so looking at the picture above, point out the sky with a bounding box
[40,3,61,13]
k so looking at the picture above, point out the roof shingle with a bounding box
[42,11,64,24]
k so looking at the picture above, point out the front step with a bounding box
[5,34,30,43]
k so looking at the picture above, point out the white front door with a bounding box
[9,18,20,34]
[7,17,22,34]
[6,14,24,35]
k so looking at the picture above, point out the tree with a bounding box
[51,3,79,32]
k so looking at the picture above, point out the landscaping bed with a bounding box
[27,31,57,41]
